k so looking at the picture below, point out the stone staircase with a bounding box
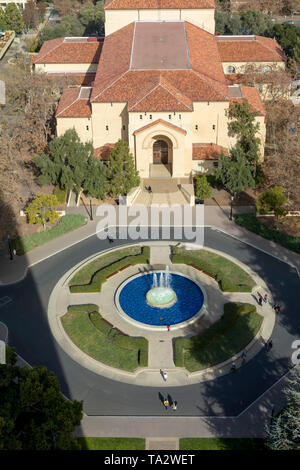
[133,178,192,206]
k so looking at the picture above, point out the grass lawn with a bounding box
[171,247,255,292]
[69,246,150,293]
[77,438,145,450]
[180,438,267,451]
[174,303,262,371]
[235,213,300,254]
[61,305,148,371]
[11,214,86,255]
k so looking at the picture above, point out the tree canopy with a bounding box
[0,364,83,450]
[33,129,107,199]
[215,146,255,195]
[1,3,24,33]
[106,139,140,198]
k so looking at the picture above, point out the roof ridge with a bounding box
[128,79,161,110]
[56,89,81,117]
[34,38,63,64]
[159,77,193,110]
[256,35,283,55]
[91,70,130,102]
[191,69,229,100]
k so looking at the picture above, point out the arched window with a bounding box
[262,65,271,73]
[226,65,236,74]
[153,140,168,164]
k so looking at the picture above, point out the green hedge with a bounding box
[11,214,86,255]
[62,305,148,371]
[235,213,300,254]
[172,247,255,292]
[70,246,150,293]
[174,303,262,371]
[89,312,148,367]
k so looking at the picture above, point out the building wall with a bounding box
[57,100,266,177]
[105,8,215,36]
[222,61,285,74]
[91,102,129,149]
[34,63,98,73]
[56,117,93,143]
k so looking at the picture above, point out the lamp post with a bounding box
[89,196,93,221]
[7,233,13,260]
[229,195,234,221]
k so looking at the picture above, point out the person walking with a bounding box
[167,325,171,332]
[241,350,247,364]
[258,296,263,306]
[264,294,268,303]
[230,362,236,373]
[164,399,169,410]
[267,340,273,351]
[163,372,168,382]
[171,401,177,411]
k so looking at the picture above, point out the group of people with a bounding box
[258,293,282,313]
[163,398,177,411]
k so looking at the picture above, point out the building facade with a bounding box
[33,0,285,179]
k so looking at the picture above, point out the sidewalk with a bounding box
[0,205,299,285]
[75,366,294,438]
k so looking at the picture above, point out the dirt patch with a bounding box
[259,216,300,237]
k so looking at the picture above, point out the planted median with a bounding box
[174,303,262,372]
[171,246,255,292]
[69,246,150,293]
[61,304,148,371]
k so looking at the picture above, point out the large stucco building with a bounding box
[33,0,285,179]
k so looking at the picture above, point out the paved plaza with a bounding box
[0,206,299,440]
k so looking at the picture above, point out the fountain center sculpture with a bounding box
[146,266,177,308]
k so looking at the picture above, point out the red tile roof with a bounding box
[94,144,115,160]
[91,21,230,107]
[105,0,215,9]
[192,143,228,160]
[56,88,92,117]
[216,35,284,63]
[239,85,266,116]
[133,119,187,135]
[129,77,193,111]
[33,37,104,64]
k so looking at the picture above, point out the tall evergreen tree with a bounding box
[107,139,140,198]
[4,3,24,33]
[266,370,300,450]
[228,100,261,177]
[215,146,255,197]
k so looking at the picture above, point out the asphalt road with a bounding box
[0,227,299,417]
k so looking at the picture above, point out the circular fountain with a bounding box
[115,266,205,328]
[146,267,177,308]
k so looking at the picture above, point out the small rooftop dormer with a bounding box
[104,0,216,36]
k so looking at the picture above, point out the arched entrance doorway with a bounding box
[153,139,169,164]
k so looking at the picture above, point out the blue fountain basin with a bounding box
[117,272,204,326]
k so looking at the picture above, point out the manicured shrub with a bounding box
[70,246,150,293]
